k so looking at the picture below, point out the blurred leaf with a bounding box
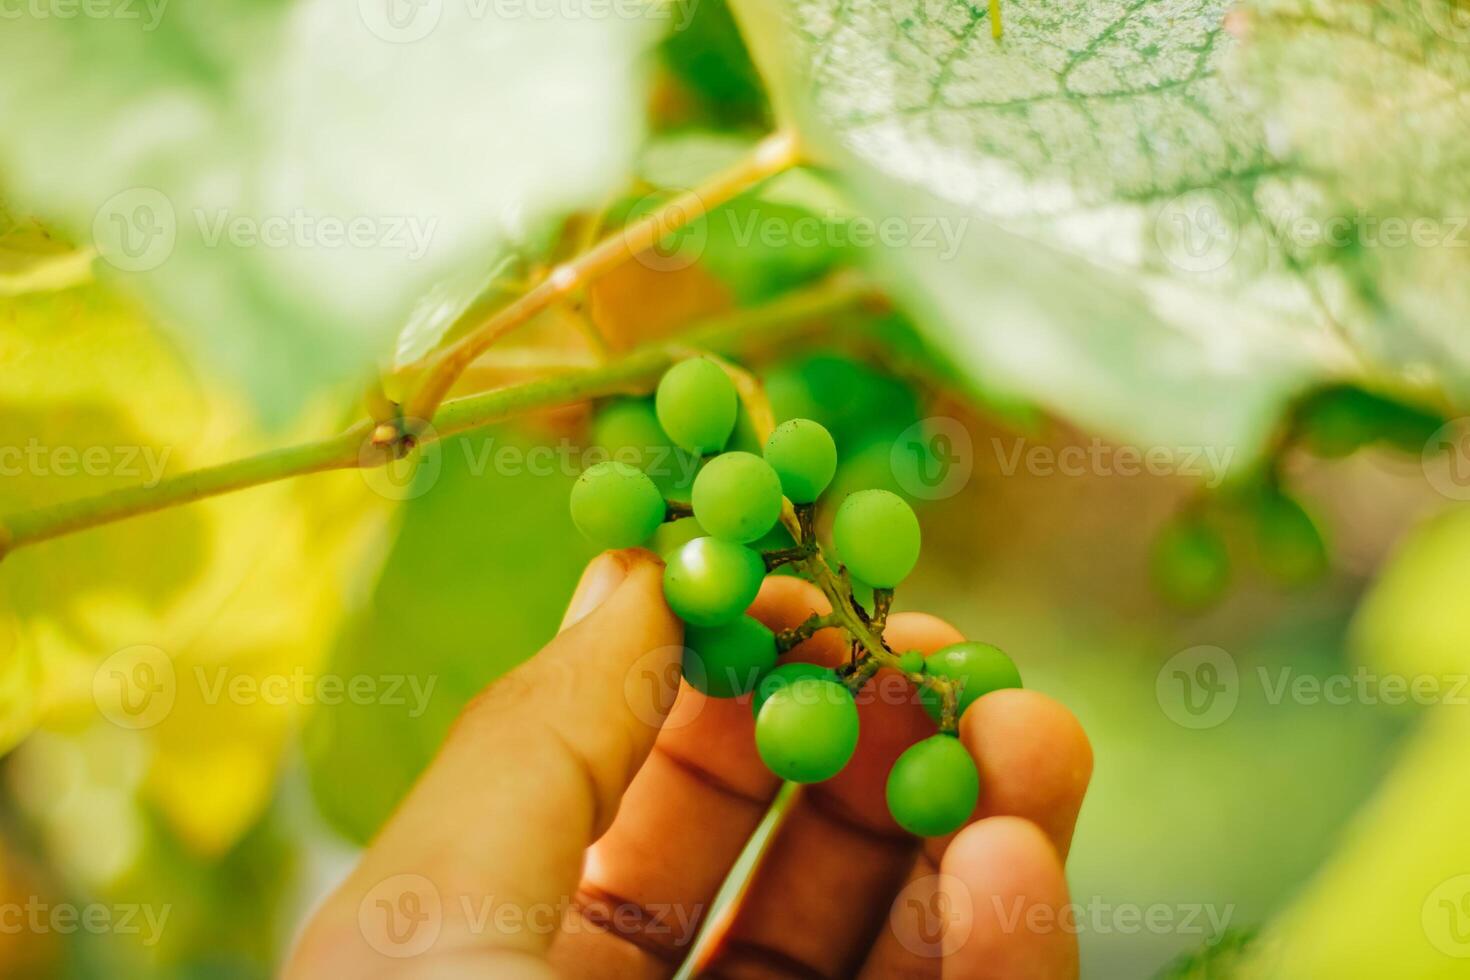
[392,254,518,370]
[1156,931,1257,979]
[1238,706,1470,979]
[1238,0,1470,402]
[0,204,92,296]
[0,5,657,421]
[1352,507,1470,680]
[658,0,769,128]
[1223,508,1470,977]
[0,284,394,857]
[304,425,592,843]
[734,0,1470,451]
[733,0,1348,456]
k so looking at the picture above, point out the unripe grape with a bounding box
[831,489,920,588]
[886,734,980,836]
[569,461,665,548]
[1254,491,1327,586]
[656,358,738,455]
[593,397,698,501]
[920,641,1021,722]
[898,650,925,675]
[662,536,765,627]
[755,676,859,782]
[751,661,834,717]
[691,451,783,543]
[683,616,777,698]
[764,418,837,503]
[1151,517,1229,609]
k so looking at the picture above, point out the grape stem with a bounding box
[766,507,961,732]
[0,274,874,559]
[399,131,804,428]
[774,612,839,652]
[665,499,694,521]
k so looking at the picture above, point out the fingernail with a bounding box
[560,551,632,631]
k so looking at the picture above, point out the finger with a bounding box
[941,817,1079,980]
[287,549,681,978]
[956,689,1092,859]
[548,575,846,978]
[857,817,1080,980]
[695,612,960,978]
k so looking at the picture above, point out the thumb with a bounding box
[288,549,682,977]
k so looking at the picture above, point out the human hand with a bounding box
[287,548,1092,979]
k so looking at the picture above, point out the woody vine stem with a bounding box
[0,132,819,558]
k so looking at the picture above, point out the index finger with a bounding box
[547,575,843,977]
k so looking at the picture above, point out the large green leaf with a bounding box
[304,425,592,842]
[732,0,1466,456]
[0,4,657,420]
[1237,0,1470,402]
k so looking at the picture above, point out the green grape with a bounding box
[569,461,665,548]
[691,451,783,543]
[662,536,766,626]
[831,489,920,588]
[1254,491,1327,586]
[727,405,765,455]
[920,641,1022,722]
[764,418,837,503]
[750,662,835,717]
[754,676,860,782]
[886,734,980,836]
[651,515,706,559]
[683,616,778,698]
[1151,517,1229,610]
[592,397,698,501]
[775,353,920,450]
[656,358,738,455]
[592,398,666,464]
[898,650,925,675]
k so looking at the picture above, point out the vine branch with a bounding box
[0,273,871,559]
[401,130,803,427]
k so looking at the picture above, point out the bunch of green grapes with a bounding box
[1151,384,1446,611]
[570,356,1023,836]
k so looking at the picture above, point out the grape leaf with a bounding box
[1236,0,1470,402]
[0,285,395,855]
[0,5,657,421]
[304,424,592,842]
[734,0,1364,456]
